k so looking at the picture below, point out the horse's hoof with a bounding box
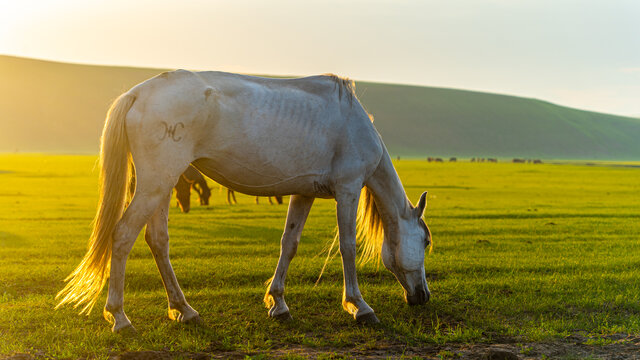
[272,311,293,322]
[356,311,380,325]
[113,323,137,335]
[182,314,202,325]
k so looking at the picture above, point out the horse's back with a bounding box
[126,70,383,197]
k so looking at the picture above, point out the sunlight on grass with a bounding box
[1,155,639,358]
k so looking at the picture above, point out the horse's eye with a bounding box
[423,224,431,249]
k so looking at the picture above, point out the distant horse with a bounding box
[224,187,283,205]
[127,164,210,212]
[174,165,211,213]
[56,71,431,332]
[224,186,238,204]
[255,194,284,205]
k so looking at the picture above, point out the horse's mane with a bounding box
[322,74,375,124]
[323,73,356,105]
[356,186,384,265]
[316,186,384,284]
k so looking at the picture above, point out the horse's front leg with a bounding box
[336,190,380,324]
[265,195,314,320]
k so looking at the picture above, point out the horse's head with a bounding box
[381,191,431,305]
[194,182,211,205]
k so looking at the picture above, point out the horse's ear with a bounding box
[415,191,427,217]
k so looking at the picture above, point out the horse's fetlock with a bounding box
[268,284,284,297]
[169,300,187,310]
[104,301,122,314]
[343,293,363,306]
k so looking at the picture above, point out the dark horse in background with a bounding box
[128,164,211,213]
[225,187,283,205]
[175,165,211,213]
[176,168,282,211]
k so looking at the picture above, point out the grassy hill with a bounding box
[357,83,640,160]
[2,55,639,159]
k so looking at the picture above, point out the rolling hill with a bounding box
[1,55,639,159]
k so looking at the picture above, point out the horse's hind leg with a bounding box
[264,195,314,320]
[145,191,200,323]
[104,185,174,332]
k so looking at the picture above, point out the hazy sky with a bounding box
[2,0,639,116]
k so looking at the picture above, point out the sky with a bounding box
[1,0,639,116]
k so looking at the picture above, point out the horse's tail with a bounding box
[56,93,136,314]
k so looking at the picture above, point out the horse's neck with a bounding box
[365,152,409,231]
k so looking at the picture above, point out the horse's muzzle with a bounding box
[405,286,430,306]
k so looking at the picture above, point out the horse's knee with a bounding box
[287,242,299,258]
[339,242,356,260]
[281,235,299,260]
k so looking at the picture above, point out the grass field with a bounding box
[1,154,639,359]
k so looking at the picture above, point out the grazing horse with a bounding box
[255,194,284,205]
[56,70,431,332]
[223,187,282,205]
[225,186,238,204]
[174,165,211,213]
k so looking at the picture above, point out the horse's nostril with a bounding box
[405,286,428,306]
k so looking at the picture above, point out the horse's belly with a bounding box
[190,82,345,197]
[191,156,333,197]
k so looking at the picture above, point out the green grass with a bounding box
[2,54,640,159]
[1,154,639,359]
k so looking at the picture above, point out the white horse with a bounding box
[56,70,432,332]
